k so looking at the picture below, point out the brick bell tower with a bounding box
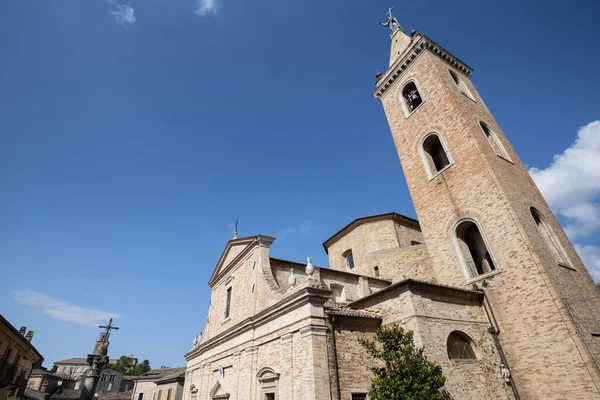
[373,11,600,399]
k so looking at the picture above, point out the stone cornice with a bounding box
[372,34,473,100]
[208,235,275,287]
[184,285,332,360]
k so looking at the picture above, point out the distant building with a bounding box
[52,354,137,381]
[131,368,185,400]
[26,368,62,394]
[97,370,135,394]
[0,314,43,400]
[51,359,90,381]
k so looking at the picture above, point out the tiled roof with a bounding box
[53,358,88,365]
[48,389,82,400]
[30,368,62,378]
[134,367,186,382]
[156,369,186,384]
[324,301,381,319]
[98,391,133,400]
[348,278,482,308]
[54,358,117,365]
[23,388,46,400]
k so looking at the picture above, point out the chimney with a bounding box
[19,326,27,335]
[26,330,34,342]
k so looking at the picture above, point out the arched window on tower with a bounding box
[448,70,475,101]
[455,219,497,279]
[420,133,452,178]
[447,331,477,360]
[530,208,572,269]
[479,122,511,161]
[400,81,423,117]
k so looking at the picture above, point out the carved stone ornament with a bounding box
[305,256,314,276]
[288,269,296,286]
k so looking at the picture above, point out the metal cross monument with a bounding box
[99,318,119,341]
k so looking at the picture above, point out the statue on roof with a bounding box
[380,7,402,31]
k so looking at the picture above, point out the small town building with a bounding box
[131,368,185,400]
[0,315,43,400]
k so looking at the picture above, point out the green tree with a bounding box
[129,360,151,376]
[103,357,151,376]
[359,325,448,400]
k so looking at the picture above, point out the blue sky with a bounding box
[1,0,599,369]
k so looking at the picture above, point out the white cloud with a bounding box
[277,221,314,239]
[196,0,219,16]
[529,120,600,281]
[108,2,136,25]
[529,121,600,240]
[574,244,600,282]
[14,291,118,327]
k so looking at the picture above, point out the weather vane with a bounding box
[234,218,239,239]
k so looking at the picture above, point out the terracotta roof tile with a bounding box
[324,301,381,319]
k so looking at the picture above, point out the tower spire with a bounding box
[233,218,239,239]
[380,6,412,67]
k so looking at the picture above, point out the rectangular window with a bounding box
[138,393,144,400]
[101,374,107,381]
[167,389,172,400]
[110,374,116,382]
[265,394,275,400]
[225,287,232,319]
[351,394,367,400]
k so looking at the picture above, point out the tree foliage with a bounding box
[103,357,151,376]
[359,325,448,400]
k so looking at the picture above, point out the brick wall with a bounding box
[378,32,600,398]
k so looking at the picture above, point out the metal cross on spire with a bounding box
[98,318,119,336]
[380,6,402,32]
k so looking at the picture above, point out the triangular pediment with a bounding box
[208,235,275,287]
[209,380,229,399]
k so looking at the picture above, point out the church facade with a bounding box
[182,17,600,400]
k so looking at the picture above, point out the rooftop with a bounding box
[134,367,186,382]
[322,212,420,253]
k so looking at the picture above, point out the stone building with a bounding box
[131,368,185,400]
[0,315,43,400]
[52,359,90,381]
[182,13,600,400]
[26,368,63,394]
[97,370,135,394]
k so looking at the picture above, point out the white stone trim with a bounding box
[451,217,501,283]
[418,131,454,180]
[299,324,328,338]
[397,78,426,118]
[280,333,292,344]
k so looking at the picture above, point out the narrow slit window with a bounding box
[401,81,423,116]
[531,208,571,268]
[455,219,496,278]
[224,286,232,319]
[421,133,451,177]
[480,122,511,161]
[449,70,475,100]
